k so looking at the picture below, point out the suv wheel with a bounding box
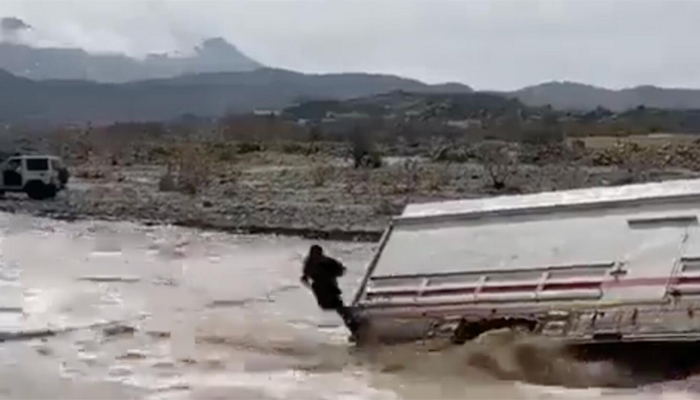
[44,184,57,199]
[25,181,56,200]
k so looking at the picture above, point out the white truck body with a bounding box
[352,178,700,345]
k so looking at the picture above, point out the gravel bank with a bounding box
[0,153,698,242]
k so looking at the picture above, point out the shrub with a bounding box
[375,198,397,216]
[398,159,420,193]
[157,144,213,195]
[213,144,238,162]
[75,167,107,180]
[475,143,518,190]
[236,142,264,154]
[281,142,306,155]
[310,164,334,187]
[350,128,382,169]
[177,148,211,195]
[424,164,453,191]
[158,170,177,192]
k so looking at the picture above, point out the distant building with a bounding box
[253,109,281,117]
[325,111,370,120]
[446,119,482,130]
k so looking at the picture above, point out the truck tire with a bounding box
[25,181,54,200]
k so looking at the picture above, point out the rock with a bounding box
[108,365,133,377]
[78,275,140,283]
[34,344,53,356]
[151,360,176,369]
[103,324,136,338]
[0,329,56,342]
[158,173,177,192]
[147,331,171,339]
[204,358,226,370]
[117,349,147,360]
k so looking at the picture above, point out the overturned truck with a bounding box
[352,179,700,346]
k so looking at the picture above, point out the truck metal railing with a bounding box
[360,262,613,308]
[668,256,700,296]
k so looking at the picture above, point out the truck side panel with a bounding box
[354,199,700,344]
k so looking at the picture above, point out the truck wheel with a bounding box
[25,181,49,200]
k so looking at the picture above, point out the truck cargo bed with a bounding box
[351,179,700,345]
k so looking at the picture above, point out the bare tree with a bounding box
[475,142,517,190]
[157,143,212,195]
[176,144,213,195]
[349,127,382,169]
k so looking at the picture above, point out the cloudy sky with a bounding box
[1,0,698,90]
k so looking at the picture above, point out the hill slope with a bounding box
[285,90,524,121]
[510,81,700,111]
[0,68,473,124]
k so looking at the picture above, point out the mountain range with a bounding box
[3,39,700,125]
[0,37,262,83]
[0,67,473,124]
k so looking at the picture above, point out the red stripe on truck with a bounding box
[364,275,700,301]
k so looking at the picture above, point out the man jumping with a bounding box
[301,245,360,336]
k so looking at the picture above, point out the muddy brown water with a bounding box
[1,213,700,399]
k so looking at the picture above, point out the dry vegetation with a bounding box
[6,122,700,238]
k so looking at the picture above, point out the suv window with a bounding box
[26,158,49,171]
[5,159,21,171]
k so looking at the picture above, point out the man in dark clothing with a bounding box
[301,245,360,335]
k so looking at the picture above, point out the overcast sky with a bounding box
[1,0,698,90]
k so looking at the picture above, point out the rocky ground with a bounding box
[2,139,700,242]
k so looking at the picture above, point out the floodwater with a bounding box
[1,213,700,399]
